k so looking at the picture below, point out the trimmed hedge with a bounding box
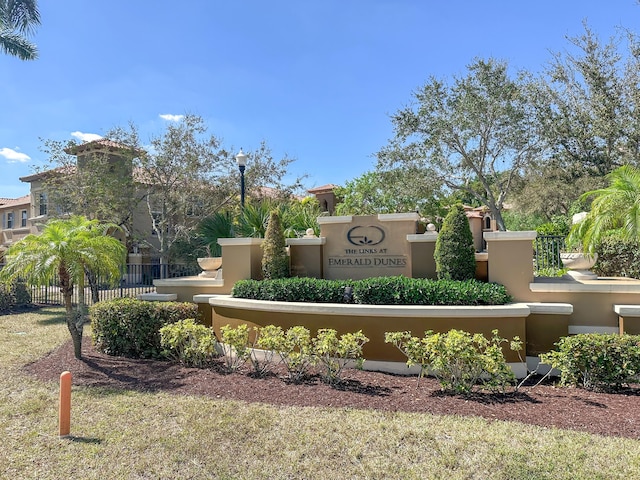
[232,277,351,303]
[91,298,200,358]
[232,276,511,306]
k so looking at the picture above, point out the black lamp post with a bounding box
[235,149,247,209]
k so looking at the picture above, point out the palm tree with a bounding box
[568,165,640,254]
[0,0,40,60]
[0,216,126,359]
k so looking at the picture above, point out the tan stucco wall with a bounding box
[211,301,527,363]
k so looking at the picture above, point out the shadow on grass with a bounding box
[62,435,103,444]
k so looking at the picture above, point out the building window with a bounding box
[6,212,14,229]
[21,210,27,227]
[39,193,48,216]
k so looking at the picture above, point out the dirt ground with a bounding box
[25,338,640,439]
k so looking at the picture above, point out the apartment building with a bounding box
[0,195,38,258]
[0,139,157,262]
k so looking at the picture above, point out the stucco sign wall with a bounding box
[318,213,419,280]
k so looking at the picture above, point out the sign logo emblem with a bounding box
[347,225,386,246]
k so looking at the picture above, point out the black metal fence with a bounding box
[534,235,566,271]
[1,262,200,307]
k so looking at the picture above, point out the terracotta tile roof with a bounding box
[0,194,30,208]
[64,138,144,155]
[19,166,75,183]
[307,183,338,194]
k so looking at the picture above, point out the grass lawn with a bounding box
[1,307,640,479]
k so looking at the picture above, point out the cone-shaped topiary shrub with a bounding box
[262,210,290,279]
[434,204,476,280]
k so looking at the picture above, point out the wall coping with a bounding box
[218,237,263,246]
[286,237,326,246]
[406,233,438,243]
[526,302,573,315]
[483,231,537,241]
[530,279,640,293]
[193,294,221,303]
[210,295,531,318]
[614,304,640,316]
[155,277,224,287]
[317,215,352,224]
[377,213,420,222]
[137,293,177,302]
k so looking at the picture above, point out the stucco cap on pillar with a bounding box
[286,237,326,246]
[317,215,353,225]
[378,213,420,222]
[218,237,264,246]
[407,232,438,243]
[483,231,537,241]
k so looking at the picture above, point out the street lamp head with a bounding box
[235,149,248,168]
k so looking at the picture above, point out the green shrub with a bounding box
[91,298,200,358]
[313,329,369,384]
[385,329,521,394]
[540,334,640,391]
[219,324,252,372]
[0,280,32,312]
[434,204,476,281]
[262,211,289,280]
[0,284,13,312]
[232,277,510,306]
[10,281,31,307]
[353,277,510,306]
[232,277,350,303]
[256,325,315,382]
[593,233,640,278]
[160,319,219,367]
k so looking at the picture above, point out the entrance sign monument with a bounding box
[319,213,417,280]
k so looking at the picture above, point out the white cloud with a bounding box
[159,114,185,122]
[71,131,103,142]
[0,147,31,163]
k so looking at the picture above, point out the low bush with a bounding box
[0,280,32,312]
[313,329,369,384]
[232,276,511,306]
[91,298,200,358]
[385,329,521,394]
[10,281,31,307]
[219,324,252,372]
[540,333,640,391]
[160,319,219,367]
[0,284,13,312]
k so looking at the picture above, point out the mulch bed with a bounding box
[24,339,640,439]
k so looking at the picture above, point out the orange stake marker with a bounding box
[59,371,72,437]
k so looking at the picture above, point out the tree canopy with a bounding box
[0,0,40,60]
[377,58,544,230]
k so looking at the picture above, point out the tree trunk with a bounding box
[66,311,83,360]
[59,264,83,359]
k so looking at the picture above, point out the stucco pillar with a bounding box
[218,238,264,284]
[287,236,326,278]
[484,231,536,301]
[407,231,438,279]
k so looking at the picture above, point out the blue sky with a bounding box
[2,1,639,198]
